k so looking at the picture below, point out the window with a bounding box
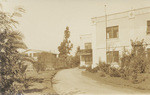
[147,21,150,34]
[107,51,119,63]
[86,55,92,62]
[85,43,92,49]
[106,26,119,39]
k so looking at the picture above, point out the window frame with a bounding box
[107,51,119,63]
[106,26,119,39]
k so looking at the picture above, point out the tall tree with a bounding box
[58,26,73,57]
[0,5,27,94]
[57,26,73,68]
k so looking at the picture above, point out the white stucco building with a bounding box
[79,34,92,67]
[79,7,150,68]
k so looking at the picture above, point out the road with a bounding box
[53,68,148,95]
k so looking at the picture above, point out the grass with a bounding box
[24,70,58,95]
[82,70,150,93]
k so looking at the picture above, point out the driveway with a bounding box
[53,68,147,95]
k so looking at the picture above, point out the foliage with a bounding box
[120,39,150,83]
[56,27,73,69]
[98,62,110,74]
[54,47,80,69]
[85,40,150,83]
[54,55,68,69]
[109,67,121,77]
[69,46,80,67]
[85,66,99,73]
[58,26,73,57]
[33,52,57,72]
[0,5,27,94]
[54,56,74,69]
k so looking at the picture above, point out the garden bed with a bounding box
[24,70,58,95]
[82,71,150,92]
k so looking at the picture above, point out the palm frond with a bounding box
[15,7,25,13]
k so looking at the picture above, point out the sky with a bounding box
[1,0,150,54]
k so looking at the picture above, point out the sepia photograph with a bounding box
[0,0,150,95]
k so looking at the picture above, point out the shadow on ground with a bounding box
[24,70,58,94]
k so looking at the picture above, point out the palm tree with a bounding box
[0,4,28,94]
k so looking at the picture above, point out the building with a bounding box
[23,49,43,61]
[78,34,92,67]
[81,7,150,68]
[23,49,57,71]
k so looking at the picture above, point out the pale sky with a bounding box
[1,0,150,54]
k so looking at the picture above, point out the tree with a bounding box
[0,5,27,94]
[57,26,73,67]
[72,46,80,67]
[58,26,73,57]
[33,52,57,72]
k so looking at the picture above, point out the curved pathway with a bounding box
[53,68,148,95]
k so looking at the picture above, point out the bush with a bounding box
[54,54,80,70]
[98,62,110,74]
[108,67,121,77]
[85,61,121,77]
[79,66,87,69]
[85,66,92,72]
[85,66,100,73]
[70,55,80,67]
[120,40,150,83]
[85,40,150,82]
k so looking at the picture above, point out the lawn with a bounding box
[24,70,58,95]
[82,70,150,93]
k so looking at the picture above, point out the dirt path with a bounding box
[53,68,148,95]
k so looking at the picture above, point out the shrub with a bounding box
[120,39,150,83]
[108,67,121,77]
[98,62,121,77]
[85,66,93,72]
[85,65,101,73]
[79,66,87,69]
[70,55,80,67]
[98,62,110,74]
[53,55,72,70]
[34,52,57,72]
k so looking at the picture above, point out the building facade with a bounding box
[89,7,150,68]
[24,49,43,61]
[78,34,92,67]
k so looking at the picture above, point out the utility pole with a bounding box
[105,5,108,64]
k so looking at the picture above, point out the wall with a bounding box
[92,7,150,68]
[80,34,92,49]
[79,34,92,67]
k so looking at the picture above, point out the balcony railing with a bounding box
[78,49,92,55]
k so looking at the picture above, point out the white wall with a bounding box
[80,34,92,49]
[92,7,150,67]
[79,34,92,67]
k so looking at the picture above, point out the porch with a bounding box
[78,49,92,67]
